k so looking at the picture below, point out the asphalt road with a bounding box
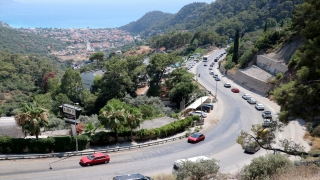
[0,49,306,180]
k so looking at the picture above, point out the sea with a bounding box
[0,0,214,29]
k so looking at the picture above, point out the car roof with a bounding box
[257,103,264,106]
[113,173,147,180]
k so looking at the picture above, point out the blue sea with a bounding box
[0,0,214,28]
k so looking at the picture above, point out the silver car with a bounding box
[247,97,257,104]
[242,94,251,100]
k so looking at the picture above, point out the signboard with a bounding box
[59,104,82,120]
[63,106,76,116]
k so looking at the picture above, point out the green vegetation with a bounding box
[0,135,89,153]
[241,154,293,180]
[0,26,66,54]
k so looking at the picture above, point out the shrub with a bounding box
[241,154,293,180]
[311,125,320,137]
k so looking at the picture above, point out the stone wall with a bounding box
[219,65,273,95]
[257,55,288,75]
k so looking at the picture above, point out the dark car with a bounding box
[188,132,205,143]
[113,173,153,180]
[79,152,110,166]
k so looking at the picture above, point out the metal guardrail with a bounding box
[0,135,185,160]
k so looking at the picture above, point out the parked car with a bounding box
[210,64,214,67]
[204,63,207,66]
[197,105,211,113]
[224,83,231,88]
[244,139,261,154]
[215,77,220,81]
[209,67,213,70]
[189,110,207,118]
[262,119,272,127]
[213,74,218,78]
[262,111,272,118]
[203,103,214,110]
[113,173,153,180]
[79,152,110,166]
[210,71,214,75]
[255,103,265,110]
[247,97,257,104]
[242,94,251,100]
[188,132,205,143]
[231,88,240,93]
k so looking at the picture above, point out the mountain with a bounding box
[0,26,66,54]
[120,0,304,37]
[119,11,173,34]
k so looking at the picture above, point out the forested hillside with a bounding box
[119,11,173,34]
[0,26,66,54]
[120,0,303,38]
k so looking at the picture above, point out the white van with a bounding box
[202,56,209,62]
[172,156,210,174]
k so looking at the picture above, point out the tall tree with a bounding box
[89,52,105,67]
[95,57,134,110]
[14,103,49,139]
[147,53,179,96]
[273,0,320,123]
[232,29,239,64]
[125,107,143,142]
[99,99,126,144]
[59,68,83,103]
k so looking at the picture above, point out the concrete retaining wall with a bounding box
[257,55,288,75]
[219,65,273,95]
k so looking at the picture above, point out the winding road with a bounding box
[0,49,308,180]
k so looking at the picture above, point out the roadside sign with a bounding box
[59,104,82,119]
[63,105,76,115]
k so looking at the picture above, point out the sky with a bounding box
[0,0,216,28]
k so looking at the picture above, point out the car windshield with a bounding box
[191,133,200,138]
[265,111,271,114]
[87,155,95,160]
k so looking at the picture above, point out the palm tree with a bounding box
[99,101,125,144]
[14,102,49,139]
[125,108,143,142]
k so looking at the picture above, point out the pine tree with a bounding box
[232,29,239,64]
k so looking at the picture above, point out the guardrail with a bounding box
[0,135,185,160]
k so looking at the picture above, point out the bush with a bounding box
[241,154,293,180]
[0,135,89,153]
[311,125,320,137]
[224,55,235,70]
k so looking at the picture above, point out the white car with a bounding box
[224,83,231,88]
[209,71,214,75]
[247,97,257,104]
[242,94,251,100]
[189,110,207,118]
[255,103,265,110]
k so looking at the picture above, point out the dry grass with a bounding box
[304,132,320,150]
[151,173,176,180]
[271,164,320,180]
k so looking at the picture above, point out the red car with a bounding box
[231,88,240,93]
[79,152,110,166]
[188,132,205,143]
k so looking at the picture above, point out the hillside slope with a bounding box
[120,0,304,37]
[0,26,66,54]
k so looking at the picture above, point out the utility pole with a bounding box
[74,102,79,153]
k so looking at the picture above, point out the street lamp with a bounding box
[74,102,79,153]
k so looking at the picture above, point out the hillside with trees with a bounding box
[119,11,173,34]
[120,0,303,38]
[0,26,66,54]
